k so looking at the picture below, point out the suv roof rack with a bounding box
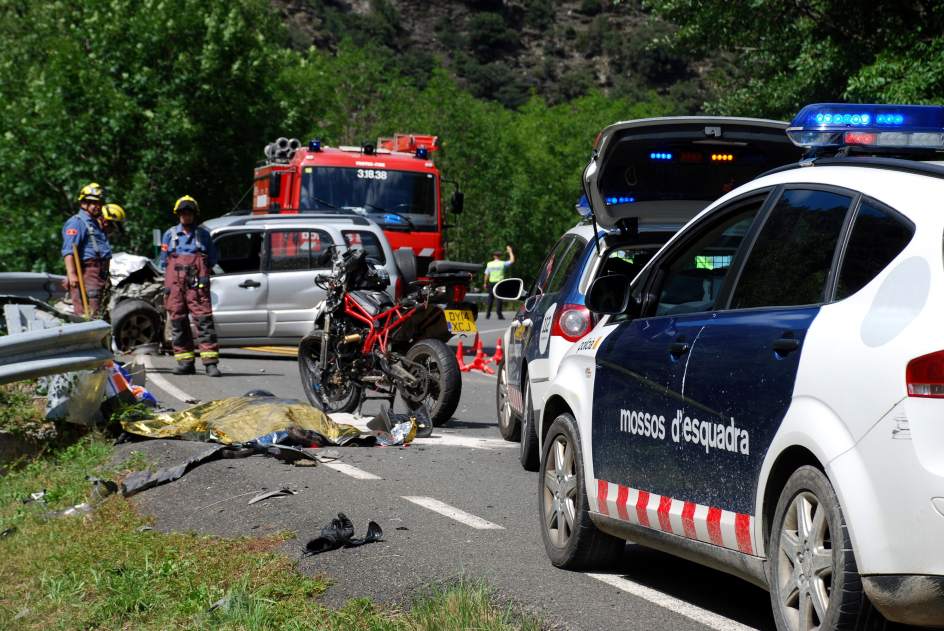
[231,213,371,227]
[760,155,944,181]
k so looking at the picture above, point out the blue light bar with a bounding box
[415,147,429,159]
[308,138,322,152]
[605,196,636,205]
[787,103,944,150]
[650,152,673,160]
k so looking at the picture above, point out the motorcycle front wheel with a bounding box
[402,339,461,427]
[298,331,362,414]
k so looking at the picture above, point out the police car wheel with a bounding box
[539,413,624,570]
[769,466,877,631]
[519,378,539,471]
[496,360,520,441]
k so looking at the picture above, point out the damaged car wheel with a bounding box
[111,299,163,352]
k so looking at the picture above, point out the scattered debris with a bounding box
[121,444,226,497]
[23,490,46,504]
[304,512,383,556]
[136,525,154,533]
[0,526,17,538]
[47,502,93,519]
[248,488,298,505]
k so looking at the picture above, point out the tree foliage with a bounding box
[646,0,944,117]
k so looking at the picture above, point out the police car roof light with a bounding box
[787,103,944,150]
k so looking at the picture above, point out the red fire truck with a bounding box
[252,134,463,274]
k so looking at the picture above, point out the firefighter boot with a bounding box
[173,361,196,375]
[205,364,221,378]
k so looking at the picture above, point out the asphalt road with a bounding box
[117,315,776,631]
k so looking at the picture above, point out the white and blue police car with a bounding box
[537,104,944,630]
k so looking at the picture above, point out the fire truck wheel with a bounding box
[111,299,163,352]
[404,339,461,426]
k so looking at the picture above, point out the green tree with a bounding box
[0,0,290,271]
[646,0,944,117]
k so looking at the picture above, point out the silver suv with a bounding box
[208,214,399,346]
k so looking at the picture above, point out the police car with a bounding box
[537,104,944,629]
[493,117,802,470]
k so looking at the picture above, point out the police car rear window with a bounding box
[835,199,914,300]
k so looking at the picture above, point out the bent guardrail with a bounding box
[0,319,112,385]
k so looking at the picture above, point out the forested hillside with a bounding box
[1,0,941,277]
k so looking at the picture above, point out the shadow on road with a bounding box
[606,543,775,630]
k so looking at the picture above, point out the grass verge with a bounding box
[0,436,539,630]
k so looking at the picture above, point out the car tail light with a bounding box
[451,284,467,303]
[906,350,944,397]
[550,304,592,342]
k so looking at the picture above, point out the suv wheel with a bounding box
[496,360,519,441]
[519,378,539,471]
[540,412,624,570]
[769,466,882,631]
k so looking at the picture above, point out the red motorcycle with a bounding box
[298,247,480,426]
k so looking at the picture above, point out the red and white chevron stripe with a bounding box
[594,479,755,556]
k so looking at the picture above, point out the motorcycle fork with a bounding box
[319,313,331,371]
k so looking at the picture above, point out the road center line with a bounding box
[402,496,504,530]
[140,354,198,403]
[322,462,381,480]
[587,573,759,631]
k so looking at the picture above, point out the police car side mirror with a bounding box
[586,274,631,315]
[492,278,525,301]
[450,190,464,215]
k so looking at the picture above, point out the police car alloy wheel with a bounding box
[519,378,539,471]
[496,360,520,441]
[539,413,623,569]
[769,466,869,631]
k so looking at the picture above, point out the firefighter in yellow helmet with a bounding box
[61,183,112,317]
[159,196,221,376]
[100,203,126,236]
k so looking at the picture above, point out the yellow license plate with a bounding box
[444,309,477,334]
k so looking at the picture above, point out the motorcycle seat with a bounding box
[427,260,481,275]
[349,290,394,316]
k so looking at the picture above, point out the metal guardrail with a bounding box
[0,319,112,385]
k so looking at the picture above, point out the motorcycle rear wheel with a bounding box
[402,339,461,427]
[298,331,362,414]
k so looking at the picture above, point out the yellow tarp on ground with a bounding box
[121,396,363,445]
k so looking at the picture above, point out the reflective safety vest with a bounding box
[486,259,508,283]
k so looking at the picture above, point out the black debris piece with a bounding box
[248,488,297,505]
[121,444,226,497]
[304,512,383,556]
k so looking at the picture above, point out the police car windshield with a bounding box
[300,167,437,230]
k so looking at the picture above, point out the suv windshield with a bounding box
[300,167,438,231]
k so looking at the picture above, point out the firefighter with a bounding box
[159,196,221,377]
[100,203,126,236]
[61,182,112,317]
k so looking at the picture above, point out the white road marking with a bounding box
[412,434,515,450]
[402,496,504,530]
[140,354,198,403]
[332,414,513,449]
[322,462,382,480]
[587,573,759,631]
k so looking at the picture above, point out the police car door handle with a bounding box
[772,336,800,354]
[669,341,689,357]
[238,279,261,289]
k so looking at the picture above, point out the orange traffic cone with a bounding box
[456,340,470,372]
[490,337,504,365]
[465,333,495,374]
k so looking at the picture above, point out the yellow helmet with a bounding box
[173,195,199,215]
[77,182,104,203]
[102,203,126,223]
